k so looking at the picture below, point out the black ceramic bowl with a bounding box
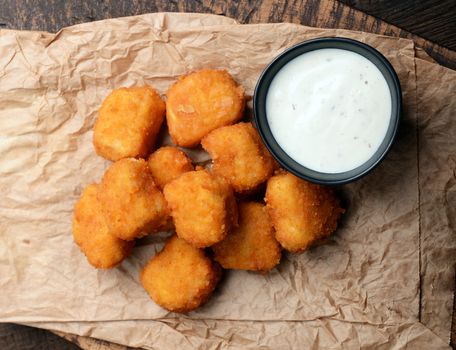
[253,37,402,185]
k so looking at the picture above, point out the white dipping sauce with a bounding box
[266,48,392,173]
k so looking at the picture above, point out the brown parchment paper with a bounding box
[0,12,455,349]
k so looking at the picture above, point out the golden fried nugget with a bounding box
[98,158,168,241]
[265,172,344,253]
[202,122,275,193]
[212,202,281,272]
[166,69,245,147]
[140,235,221,312]
[163,169,238,248]
[93,86,165,161]
[147,146,194,189]
[73,184,134,268]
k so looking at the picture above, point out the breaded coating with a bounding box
[166,69,245,147]
[156,216,175,232]
[73,184,134,268]
[163,169,238,248]
[265,172,344,253]
[93,86,166,161]
[98,158,169,241]
[140,235,221,312]
[147,146,194,189]
[202,122,275,193]
[212,202,281,272]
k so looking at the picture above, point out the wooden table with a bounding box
[1,1,455,349]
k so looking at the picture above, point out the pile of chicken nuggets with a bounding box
[73,69,345,312]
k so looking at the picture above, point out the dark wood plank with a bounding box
[1,0,454,349]
[0,324,80,350]
[0,0,455,69]
[340,0,456,51]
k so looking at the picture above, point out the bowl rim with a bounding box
[253,37,402,185]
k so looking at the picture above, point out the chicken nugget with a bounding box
[212,201,281,272]
[98,158,168,241]
[73,184,134,268]
[140,235,221,312]
[93,86,165,161]
[265,172,344,253]
[147,146,194,189]
[202,122,275,193]
[163,169,238,248]
[166,69,245,147]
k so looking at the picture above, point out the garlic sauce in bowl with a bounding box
[254,38,402,184]
[266,48,391,174]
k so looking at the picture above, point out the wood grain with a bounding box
[0,324,80,350]
[340,0,456,51]
[0,0,455,69]
[1,0,454,349]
